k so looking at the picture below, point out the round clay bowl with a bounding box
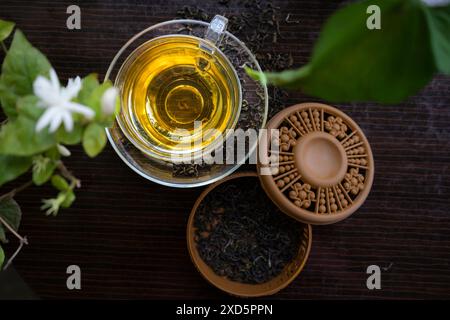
[258,103,374,225]
[187,172,312,298]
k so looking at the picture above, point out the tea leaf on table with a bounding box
[248,0,436,104]
[32,156,57,186]
[423,3,450,75]
[82,122,106,158]
[51,175,69,191]
[0,30,51,118]
[0,197,22,243]
[0,155,33,187]
[0,19,15,42]
[0,116,56,156]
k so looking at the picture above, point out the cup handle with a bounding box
[200,15,228,54]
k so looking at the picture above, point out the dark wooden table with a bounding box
[1,0,450,299]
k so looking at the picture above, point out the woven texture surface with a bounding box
[1,0,450,299]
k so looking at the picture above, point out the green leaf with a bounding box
[75,75,117,126]
[423,3,450,75]
[0,30,51,118]
[76,73,100,104]
[82,122,106,158]
[251,0,435,104]
[0,115,56,156]
[45,146,61,161]
[0,154,32,187]
[0,79,19,118]
[61,190,75,208]
[32,156,56,186]
[0,19,15,42]
[16,95,43,120]
[56,125,83,145]
[77,77,113,120]
[51,174,69,191]
[90,81,113,121]
[0,197,22,243]
[0,245,4,269]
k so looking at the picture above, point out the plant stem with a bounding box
[2,237,27,270]
[57,161,81,188]
[0,216,28,245]
[0,180,33,202]
[0,214,29,270]
[0,181,30,271]
[0,41,7,54]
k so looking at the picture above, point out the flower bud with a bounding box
[101,87,119,116]
[57,144,71,157]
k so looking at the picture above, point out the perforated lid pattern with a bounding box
[258,103,374,225]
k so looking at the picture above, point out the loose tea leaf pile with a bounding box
[172,161,211,177]
[194,177,303,284]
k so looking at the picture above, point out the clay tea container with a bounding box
[187,172,312,297]
[258,103,374,225]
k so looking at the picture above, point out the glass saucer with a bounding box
[105,18,268,188]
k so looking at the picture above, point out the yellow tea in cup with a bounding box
[116,34,241,162]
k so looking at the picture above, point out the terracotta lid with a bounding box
[258,102,374,225]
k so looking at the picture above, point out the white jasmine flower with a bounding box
[101,87,119,116]
[57,144,71,157]
[421,0,450,6]
[41,193,66,216]
[34,69,95,133]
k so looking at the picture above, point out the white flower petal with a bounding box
[62,76,82,100]
[49,111,64,132]
[65,102,95,119]
[33,75,59,106]
[36,107,57,132]
[101,87,119,116]
[49,68,60,92]
[33,70,94,132]
[62,111,74,132]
